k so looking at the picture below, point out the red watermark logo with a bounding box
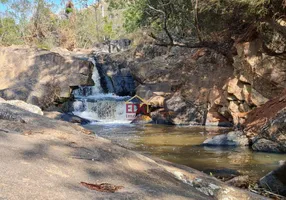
[125,95,150,120]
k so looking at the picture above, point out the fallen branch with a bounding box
[80,182,124,193]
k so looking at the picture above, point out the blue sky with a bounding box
[0,0,96,15]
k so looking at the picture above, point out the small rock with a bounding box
[80,182,124,193]
[250,89,269,107]
[205,109,233,127]
[150,109,174,125]
[227,78,245,101]
[147,96,165,107]
[239,75,250,84]
[203,168,241,181]
[252,138,283,153]
[239,102,251,113]
[279,160,285,166]
[131,115,152,124]
[228,101,240,113]
[226,175,250,189]
[203,131,249,146]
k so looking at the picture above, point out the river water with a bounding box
[84,123,285,181]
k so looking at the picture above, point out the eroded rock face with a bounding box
[251,109,286,153]
[234,39,286,98]
[95,53,136,96]
[129,48,234,125]
[127,42,286,126]
[0,46,94,109]
[245,90,286,153]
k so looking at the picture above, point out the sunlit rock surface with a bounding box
[0,46,94,109]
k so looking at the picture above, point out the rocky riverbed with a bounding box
[0,99,270,200]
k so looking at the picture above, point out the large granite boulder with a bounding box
[244,90,286,153]
[252,138,284,153]
[150,109,174,125]
[0,46,94,109]
[259,162,286,196]
[165,92,207,125]
[203,131,249,146]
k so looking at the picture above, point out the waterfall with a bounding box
[71,57,135,123]
[73,58,102,97]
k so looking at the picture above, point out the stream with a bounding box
[84,123,285,181]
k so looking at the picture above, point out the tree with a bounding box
[0,17,22,45]
[118,0,286,57]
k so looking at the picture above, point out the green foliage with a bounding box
[123,2,145,33]
[73,8,99,48]
[65,8,73,14]
[103,17,114,39]
[0,17,23,45]
[120,0,285,43]
[0,0,284,50]
[0,0,127,48]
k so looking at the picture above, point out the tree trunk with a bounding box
[194,0,202,42]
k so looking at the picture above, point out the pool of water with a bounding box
[85,123,285,181]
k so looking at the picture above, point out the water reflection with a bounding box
[85,123,285,180]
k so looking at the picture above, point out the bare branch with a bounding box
[147,2,174,45]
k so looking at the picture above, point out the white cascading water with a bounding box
[72,58,134,123]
